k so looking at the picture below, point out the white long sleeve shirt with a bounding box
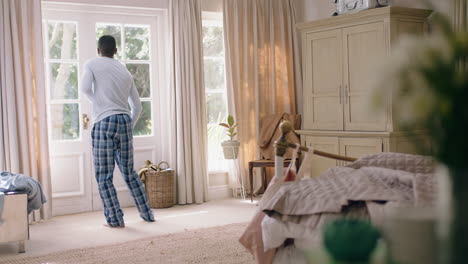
[80,57,142,128]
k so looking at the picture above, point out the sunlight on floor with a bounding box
[240,199,258,205]
[158,210,209,219]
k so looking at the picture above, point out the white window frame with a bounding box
[202,11,229,174]
[42,2,169,142]
[95,22,154,137]
[43,20,82,142]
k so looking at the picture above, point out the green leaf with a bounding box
[227,115,234,126]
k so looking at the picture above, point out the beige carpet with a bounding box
[0,223,255,264]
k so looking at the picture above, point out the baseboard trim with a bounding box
[208,185,232,200]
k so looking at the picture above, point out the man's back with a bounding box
[81,57,141,126]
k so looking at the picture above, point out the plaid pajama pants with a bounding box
[92,114,154,226]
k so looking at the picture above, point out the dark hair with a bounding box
[98,35,116,57]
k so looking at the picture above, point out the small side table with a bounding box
[248,159,299,202]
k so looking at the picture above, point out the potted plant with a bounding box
[219,115,240,159]
[371,10,468,263]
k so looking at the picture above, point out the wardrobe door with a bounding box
[339,137,383,165]
[304,136,339,177]
[343,22,387,131]
[303,29,344,131]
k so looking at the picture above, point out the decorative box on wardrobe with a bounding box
[297,7,432,177]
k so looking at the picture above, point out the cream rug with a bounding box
[0,223,255,264]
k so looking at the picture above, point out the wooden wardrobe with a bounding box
[297,7,432,177]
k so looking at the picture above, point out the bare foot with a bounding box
[103,223,125,228]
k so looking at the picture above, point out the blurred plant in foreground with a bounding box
[323,219,380,264]
[371,6,468,264]
[371,12,468,168]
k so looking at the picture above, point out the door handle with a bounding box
[83,114,90,130]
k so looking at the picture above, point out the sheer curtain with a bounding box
[223,0,301,194]
[168,0,208,204]
[0,0,52,220]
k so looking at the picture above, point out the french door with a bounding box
[42,3,167,216]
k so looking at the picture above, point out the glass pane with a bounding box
[207,120,228,171]
[125,25,150,60]
[126,64,151,97]
[203,59,225,91]
[134,102,152,136]
[49,63,78,100]
[202,25,224,57]
[50,104,79,140]
[96,24,122,60]
[48,22,78,60]
[205,93,227,125]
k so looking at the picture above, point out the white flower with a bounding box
[369,32,454,127]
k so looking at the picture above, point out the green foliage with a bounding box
[126,63,150,97]
[96,24,122,60]
[372,11,468,168]
[51,63,78,100]
[95,24,152,137]
[61,104,79,140]
[134,102,152,136]
[202,25,224,57]
[48,22,77,60]
[323,219,380,264]
[219,115,237,141]
[125,26,149,60]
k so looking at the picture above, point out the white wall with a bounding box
[203,0,223,12]
[297,0,451,23]
[296,0,335,23]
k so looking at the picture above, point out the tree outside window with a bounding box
[46,21,80,140]
[96,24,153,137]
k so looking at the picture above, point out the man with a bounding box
[80,35,154,228]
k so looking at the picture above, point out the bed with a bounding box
[239,121,435,264]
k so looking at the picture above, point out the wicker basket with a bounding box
[140,161,174,208]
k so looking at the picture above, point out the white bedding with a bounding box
[261,214,321,251]
[257,152,435,264]
[261,215,312,264]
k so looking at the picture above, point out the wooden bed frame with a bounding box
[273,121,357,180]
